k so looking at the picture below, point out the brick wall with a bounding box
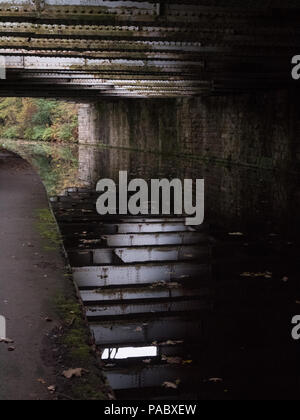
[176,90,298,171]
[78,90,300,171]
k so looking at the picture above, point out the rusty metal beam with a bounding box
[0,1,299,97]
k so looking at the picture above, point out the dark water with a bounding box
[3,140,299,237]
[2,140,300,400]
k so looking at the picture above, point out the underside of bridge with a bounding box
[0,1,299,171]
[0,0,299,99]
[1,1,300,402]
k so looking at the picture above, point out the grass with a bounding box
[35,208,61,252]
[35,207,111,400]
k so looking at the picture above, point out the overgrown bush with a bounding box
[2,125,20,139]
[0,98,78,143]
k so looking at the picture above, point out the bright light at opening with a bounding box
[102,346,158,360]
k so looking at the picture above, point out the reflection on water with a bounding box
[0,140,80,196]
[102,347,158,361]
[2,140,300,399]
[2,140,299,238]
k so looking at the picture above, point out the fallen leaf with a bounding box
[228,232,244,236]
[209,378,223,383]
[37,379,46,385]
[7,346,15,352]
[0,337,14,344]
[62,368,86,379]
[162,380,181,389]
[47,385,56,393]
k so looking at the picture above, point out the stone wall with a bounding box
[78,90,300,171]
[78,99,178,155]
[177,91,299,171]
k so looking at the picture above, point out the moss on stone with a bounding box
[35,208,61,251]
[53,292,111,400]
[35,209,111,400]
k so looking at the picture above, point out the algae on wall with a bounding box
[94,98,179,155]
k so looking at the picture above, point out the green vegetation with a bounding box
[0,98,78,142]
[55,292,110,400]
[0,140,80,196]
[34,209,110,400]
[35,208,62,252]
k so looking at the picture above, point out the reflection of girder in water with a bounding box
[51,187,214,400]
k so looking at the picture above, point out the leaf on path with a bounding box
[37,379,46,385]
[0,337,14,344]
[209,378,223,383]
[47,385,56,394]
[62,368,87,379]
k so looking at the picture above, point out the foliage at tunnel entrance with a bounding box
[0,98,78,143]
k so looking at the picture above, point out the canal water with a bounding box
[2,139,300,400]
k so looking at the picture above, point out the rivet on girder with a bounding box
[33,0,45,13]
